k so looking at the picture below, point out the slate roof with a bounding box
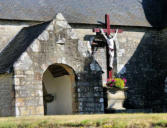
[0,0,166,27]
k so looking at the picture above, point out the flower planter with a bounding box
[107,87,126,110]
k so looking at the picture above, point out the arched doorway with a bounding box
[42,64,76,115]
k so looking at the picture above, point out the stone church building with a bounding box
[0,0,167,116]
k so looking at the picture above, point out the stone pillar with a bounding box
[14,55,44,116]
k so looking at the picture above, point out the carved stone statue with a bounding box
[100,29,118,69]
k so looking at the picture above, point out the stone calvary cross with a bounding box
[93,14,123,79]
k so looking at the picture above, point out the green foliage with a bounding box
[107,78,126,90]
[153,120,167,127]
[0,122,17,128]
[63,120,91,127]
[114,78,125,89]
[95,118,109,127]
[0,114,166,128]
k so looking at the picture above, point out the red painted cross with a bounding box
[93,14,123,36]
[92,14,123,79]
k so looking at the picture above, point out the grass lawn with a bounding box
[0,114,167,128]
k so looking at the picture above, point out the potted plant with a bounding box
[106,78,127,110]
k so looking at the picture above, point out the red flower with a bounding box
[112,79,115,82]
[110,84,113,87]
[122,78,127,83]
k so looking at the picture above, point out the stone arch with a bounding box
[42,63,78,115]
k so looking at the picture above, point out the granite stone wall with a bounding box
[75,27,167,112]
[116,30,157,110]
[13,14,104,116]
[105,29,167,112]
[0,13,167,116]
[0,23,32,116]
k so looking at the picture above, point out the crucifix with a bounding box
[93,14,123,79]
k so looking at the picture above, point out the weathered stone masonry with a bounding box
[0,13,167,116]
[74,27,167,112]
[0,22,32,116]
[117,29,167,112]
[13,14,104,116]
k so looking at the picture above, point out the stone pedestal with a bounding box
[107,88,126,110]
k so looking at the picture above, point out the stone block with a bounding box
[15,98,24,106]
[34,72,42,80]
[38,31,49,41]
[19,106,44,116]
[14,78,20,85]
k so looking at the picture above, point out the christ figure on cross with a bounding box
[100,29,118,69]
